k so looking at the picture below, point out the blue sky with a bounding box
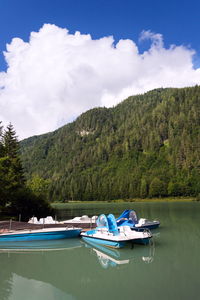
[0,0,200,138]
[1,0,200,69]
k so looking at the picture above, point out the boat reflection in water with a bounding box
[0,237,82,251]
[0,235,157,300]
[82,238,155,269]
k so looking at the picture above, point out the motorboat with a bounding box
[116,209,160,230]
[81,214,152,248]
[0,227,82,243]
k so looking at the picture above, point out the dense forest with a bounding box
[20,86,200,201]
[0,123,52,219]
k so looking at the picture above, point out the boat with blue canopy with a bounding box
[81,214,152,248]
[116,209,160,230]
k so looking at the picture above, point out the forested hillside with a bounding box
[20,86,200,201]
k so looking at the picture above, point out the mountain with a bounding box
[20,86,200,201]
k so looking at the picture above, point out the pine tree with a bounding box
[140,178,148,198]
[149,177,166,198]
[0,122,52,219]
[3,123,19,159]
[3,123,24,187]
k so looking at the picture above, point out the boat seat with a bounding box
[137,218,147,226]
[28,217,39,224]
[119,226,131,233]
[45,216,55,223]
[80,215,90,220]
[99,227,109,233]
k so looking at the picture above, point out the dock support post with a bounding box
[9,219,12,231]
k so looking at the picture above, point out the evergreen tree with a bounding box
[2,123,24,186]
[3,123,19,159]
[0,123,24,207]
[0,122,52,220]
[140,178,148,198]
[149,177,166,198]
[0,157,11,207]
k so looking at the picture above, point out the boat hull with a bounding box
[0,229,81,242]
[81,235,150,248]
[82,235,126,249]
[141,223,159,230]
[134,222,160,230]
[132,238,150,245]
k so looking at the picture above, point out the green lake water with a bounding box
[0,201,200,300]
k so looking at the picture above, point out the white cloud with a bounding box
[0,25,200,139]
[139,30,164,48]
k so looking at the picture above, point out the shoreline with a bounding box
[51,197,197,207]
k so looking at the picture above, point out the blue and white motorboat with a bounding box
[0,227,82,243]
[116,210,160,230]
[81,214,152,249]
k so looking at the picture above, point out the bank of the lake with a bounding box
[52,196,197,210]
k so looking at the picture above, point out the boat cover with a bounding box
[107,214,119,236]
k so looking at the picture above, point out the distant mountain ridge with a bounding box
[20,86,200,201]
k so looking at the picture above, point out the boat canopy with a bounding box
[116,210,138,226]
[129,210,138,223]
[96,214,119,236]
[96,214,109,228]
[107,214,119,236]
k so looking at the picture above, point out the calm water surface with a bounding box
[0,201,200,300]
